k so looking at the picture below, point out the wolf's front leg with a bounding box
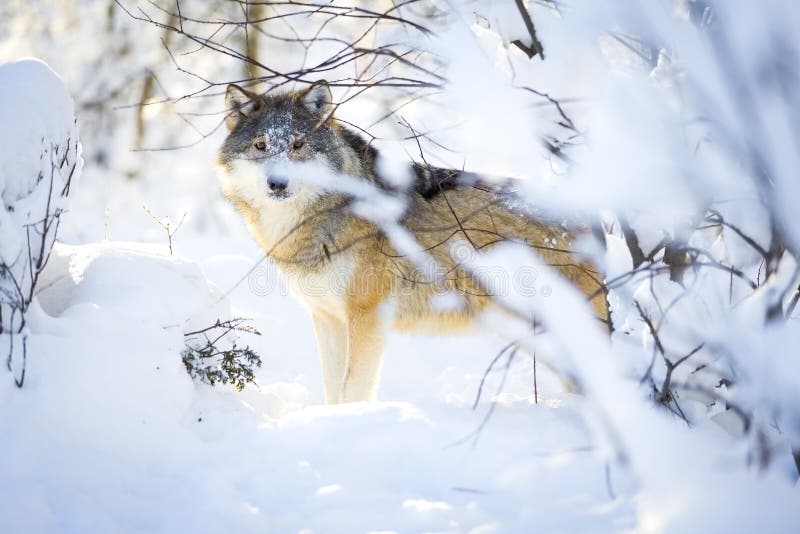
[311,311,348,404]
[340,307,384,403]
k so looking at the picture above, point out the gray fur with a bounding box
[219,82,356,181]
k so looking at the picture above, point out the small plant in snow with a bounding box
[181,318,262,391]
[143,205,187,255]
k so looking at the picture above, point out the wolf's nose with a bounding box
[267,175,288,192]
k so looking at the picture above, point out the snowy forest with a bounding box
[1,1,800,532]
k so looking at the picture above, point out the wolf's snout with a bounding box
[267,175,288,193]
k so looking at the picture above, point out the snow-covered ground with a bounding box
[1,237,633,533]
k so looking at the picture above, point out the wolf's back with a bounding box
[398,182,607,320]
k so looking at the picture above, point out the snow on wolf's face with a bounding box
[217,82,344,205]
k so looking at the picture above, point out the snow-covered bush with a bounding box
[599,0,800,444]
[182,317,262,391]
[0,58,81,386]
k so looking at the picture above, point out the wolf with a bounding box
[216,81,606,403]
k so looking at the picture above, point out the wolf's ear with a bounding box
[301,80,334,118]
[225,84,263,131]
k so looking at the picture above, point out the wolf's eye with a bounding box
[292,136,306,151]
[253,140,267,151]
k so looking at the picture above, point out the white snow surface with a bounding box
[0,240,633,533]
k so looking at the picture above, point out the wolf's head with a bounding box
[217,81,363,206]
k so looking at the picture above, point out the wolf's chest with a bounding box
[249,200,357,318]
[280,254,355,319]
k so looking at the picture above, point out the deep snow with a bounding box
[0,239,634,533]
